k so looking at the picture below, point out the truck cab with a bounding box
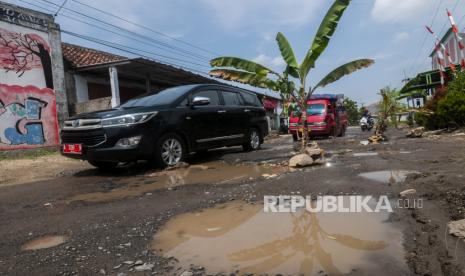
[288,94,348,140]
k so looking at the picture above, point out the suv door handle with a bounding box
[244,109,251,112]
[217,110,227,113]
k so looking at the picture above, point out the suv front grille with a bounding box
[61,131,106,147]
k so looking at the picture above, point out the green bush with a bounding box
[437,71,465,126]
[414,112,447,130]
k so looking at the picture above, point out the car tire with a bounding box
[243,128,262,152]
[88,160,118,170]
[154,133,185,168]
[292,133,299,141]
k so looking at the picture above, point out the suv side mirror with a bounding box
[192,96,210,106]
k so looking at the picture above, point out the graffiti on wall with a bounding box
[0,84,58,149]
[0,24,59,150]
[0,27,53,88]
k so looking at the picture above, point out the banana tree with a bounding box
[210,0,374,150]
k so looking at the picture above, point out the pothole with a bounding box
[359,170,418,184]
[151,200,406,275]
[66,162,287,203]
[21,235,68,251]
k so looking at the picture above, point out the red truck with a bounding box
[288,94,348,141]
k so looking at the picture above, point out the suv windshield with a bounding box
[306,104,326,116]
[121,86,191,108]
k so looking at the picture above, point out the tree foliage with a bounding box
[343,97,360,125]
[376,87,402,133]
[437,70,465,126]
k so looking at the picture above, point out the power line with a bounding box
[60,29,212,76]
[62,23,211,69]
[71,0,221,57]
[18,0,210,66]
[54,0,68,17]
[457,11,465,31]
[429,0,443,27]
[409,0,461,77]
[437,0,460,36]
[37,0,212,62]
[57,12,211,68]
[405,0,443,78]
[13,0,212,73]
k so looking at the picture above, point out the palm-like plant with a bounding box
[209,0,374,149]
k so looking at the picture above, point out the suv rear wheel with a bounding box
[154,133,185,168]
[243,128,261,151]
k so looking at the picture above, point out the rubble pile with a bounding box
[289,142,325,168]
[367,134,386,144]
[448,219,465,239]
[406,127,425,138]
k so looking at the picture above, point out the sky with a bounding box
[7,0,465,105]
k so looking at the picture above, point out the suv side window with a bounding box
[239,91,260,107]
[177,97,188,107]
[191,90,220,106]
[222,91,242,106]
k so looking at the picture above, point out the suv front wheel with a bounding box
[243,128,262,151]
[154,133,185,168]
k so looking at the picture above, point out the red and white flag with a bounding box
[434,44,446,86]
[447,9,465,70]
[426,26,455,73]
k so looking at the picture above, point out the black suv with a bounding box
[61,84,269,169]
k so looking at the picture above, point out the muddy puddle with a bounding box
[353,152,378,157]
[21,235,67,251]
[359,170,418,184]
[66,162,287,203]
[151,199,406,275]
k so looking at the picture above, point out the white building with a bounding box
[430,28,465,70]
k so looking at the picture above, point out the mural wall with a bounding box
[0,21,59,150]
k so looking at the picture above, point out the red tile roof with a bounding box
[62,43,127,67]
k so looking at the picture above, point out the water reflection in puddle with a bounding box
[359,170,418,184]
[67,162,286,203]
[353,152,378,157]
[22,235,67,251]
[151,200,406,275]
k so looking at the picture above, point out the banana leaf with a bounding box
[209,69,278,89]
[312,59,374,92]
[210,56,277,76]
[276,32,299,69]
[300,0,351,79]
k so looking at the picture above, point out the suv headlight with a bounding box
[101,112,157,128]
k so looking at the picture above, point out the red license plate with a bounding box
[63,144,82,154]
